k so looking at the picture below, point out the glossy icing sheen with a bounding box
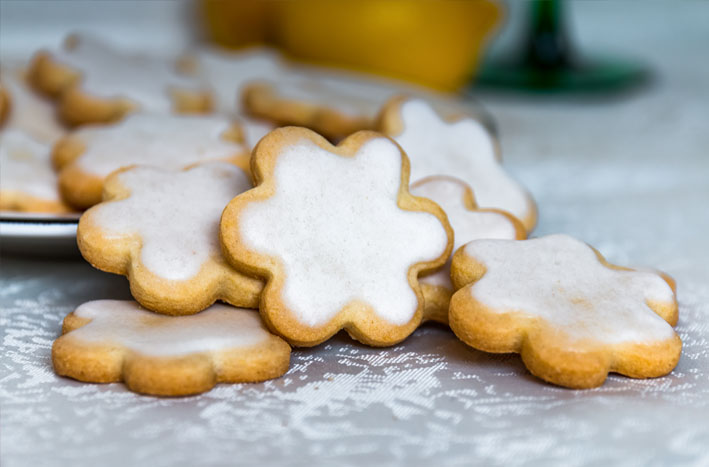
[54,36,200,112]
[1,68,65,143]
[69,300,269,357]
[73,113,244,177]
[411,177,519,289]
[92,163,251,281]
[0,129,61,201]
[463,234,676,344]
[394,99,533,225]
[240,137,449,326]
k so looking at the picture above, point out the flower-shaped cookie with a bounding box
[28,34,211,125]
[78,162,262,315]
[53,113,248,209]
[52,300,291,396]
[410,176,526,324]
[449,234,682,388]
[0,129,71,213]
[220,127,453,347]
[378,96,537,231]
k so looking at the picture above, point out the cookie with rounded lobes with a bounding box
[378,96,537,232]
[52,300,291,396]
[220,127,453,347]
[1,67,66,143]
[0,129,72,214]
[449,234,681,389]
[53,113,249,210]
[28,34,212,126]
[410,176,526,324]
[78,162,262,315]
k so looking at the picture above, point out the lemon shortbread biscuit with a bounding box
[449,234,681,389]
[53,113,249,209]
[220,127,453,347]
[78,162,262,315]
[410,176,525,324]
[29,34,211,126]
[53,300,290,396]
[379,96,537,231]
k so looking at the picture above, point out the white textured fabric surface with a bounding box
[2,3,708,466]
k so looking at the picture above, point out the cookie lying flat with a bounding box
[410,176,526,324]
[52,300,290,396]
[53,113,248,209]
[0,129,71,213]
[379,96,537,232]
[1,68,66,143]
[220,127,453,347]
[449,234,681,389]
[28,34,211,126]
[78,162,262,315]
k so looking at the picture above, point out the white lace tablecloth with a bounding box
[2,3,708,466]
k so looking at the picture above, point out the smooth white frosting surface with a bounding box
[411,177,519,289]
[53,35,201,112]
[1,68,65,143]
[463,234,676,344]
[71,113,244,177]
[91,162,251,281]
[0,128,61,201]
[393,99,533,225]
[69,300,270,357]
[240,137,449,326]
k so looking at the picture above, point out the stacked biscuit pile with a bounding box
[0,34,682,396]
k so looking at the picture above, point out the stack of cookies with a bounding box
[0,34,681,396]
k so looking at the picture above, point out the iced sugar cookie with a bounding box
[410,176,526,324]
[0,129,71,213]
[78,162,262,315]
[52,300,290,396]
[449,234,681,389]
[53,113,248,209]
[220,127,453,347]
[0,68,66,143]
[28,34,211,126]
[379,96,537,231]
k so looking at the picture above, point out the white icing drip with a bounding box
[53,35,201,112]
[195,47,285,113]
[0,129,61,201]
[411,177,519,289]
[72,113,244,177]
[393,99,533,225]
[1,68,65,143]
[70,300,270,357]
[463,234,676,344]
[240,137,449,326]
[91,163,251,281]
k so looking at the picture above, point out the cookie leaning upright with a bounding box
[53,113,249,209]
[77,162,262,315]
[449,234,682,389]
[378,96,537,232]
[220,127,454,347]
[28,34,212,126]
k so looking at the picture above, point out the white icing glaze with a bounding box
[53,35,201,112]
[195,47,285,113]
[411,177,519,289]
[463,234,676,344]
[91,162,251,281]
[393,99,533,225]
[1,68,65,143]
[240,136,449,326]
[72,113,245,177]
[69,300,270,357]
[0,128,61,201]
